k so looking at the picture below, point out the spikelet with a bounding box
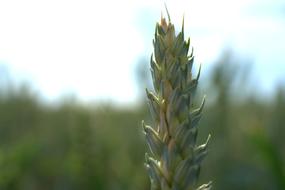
[142,12,212,190]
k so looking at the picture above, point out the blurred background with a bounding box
[0,0,284,189]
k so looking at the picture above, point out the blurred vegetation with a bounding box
[0,51,284,190]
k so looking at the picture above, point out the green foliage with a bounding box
[0,86,149,190]
[0,51,284,189]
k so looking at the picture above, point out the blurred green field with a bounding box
[0,52,284,190]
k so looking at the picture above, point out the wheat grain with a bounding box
[142,12,212,190]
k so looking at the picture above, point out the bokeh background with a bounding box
[0,0,284,189]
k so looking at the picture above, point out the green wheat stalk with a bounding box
[142,11,212,190]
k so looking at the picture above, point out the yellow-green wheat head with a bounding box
[142,13,212,190]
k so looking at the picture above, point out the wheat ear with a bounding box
[142,13,212,190]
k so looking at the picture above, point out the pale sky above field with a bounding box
[0,0,284,104]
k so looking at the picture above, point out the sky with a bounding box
[0,0,284,104]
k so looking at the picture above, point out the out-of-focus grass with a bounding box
[0,51,284,189]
